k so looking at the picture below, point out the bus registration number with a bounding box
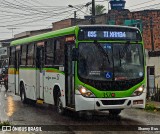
[103,92,115,98]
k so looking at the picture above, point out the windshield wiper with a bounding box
[120,41,130,59]
[117,41,130,67]
[119,49,122,66]
[123,41,130,52]
[93,40,110,64]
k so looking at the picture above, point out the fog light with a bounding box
[133,100,143,105]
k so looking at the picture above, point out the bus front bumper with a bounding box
[75,92,146,111]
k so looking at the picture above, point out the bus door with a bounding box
[147,66,155,98]
[15,46,20,95]
[65,42,75,108]
[8,47,16,94]
[36,43,44,100]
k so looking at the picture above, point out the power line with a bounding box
[1,0,50,14]
[0,0,88,21]
[0,0,69,16]
[130,2,160,11]
[126,0,156,8]
[30,0,50,6]
[0,8,77,27]
[64,5,87,20]
[0,6,73,19]
[0,3,72,22]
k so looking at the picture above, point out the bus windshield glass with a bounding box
[78,42,144,81]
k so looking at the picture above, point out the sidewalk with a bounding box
[146,100,160,110]
[0,86,9,122]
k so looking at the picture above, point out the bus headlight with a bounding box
[78,85,95,98]
[131,86,144,96]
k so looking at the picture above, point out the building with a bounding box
[109,9,160,51]
[52,14,107,30]
[52,18,89,31]
[14,28,52,39]
[0,38,14,68]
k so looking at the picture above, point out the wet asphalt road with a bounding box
[0,85,160,134]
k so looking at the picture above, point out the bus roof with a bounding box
[11,25,140,46]
[78,25,140,30]
[11,26,77,46]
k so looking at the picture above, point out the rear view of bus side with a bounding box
[8,25,146,116]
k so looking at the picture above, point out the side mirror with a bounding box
[72,48,79,61]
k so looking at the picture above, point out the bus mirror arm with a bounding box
[72,48,79,61]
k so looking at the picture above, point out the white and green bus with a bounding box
[8,25,146,116]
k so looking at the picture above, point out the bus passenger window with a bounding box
[45,40,54,66]
[21,45,27,65]
[27,44,34,66]
[9,47,15,66]
[54,39,65,65]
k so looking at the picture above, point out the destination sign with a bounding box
[78,27,142,41]
[87,31,127,38]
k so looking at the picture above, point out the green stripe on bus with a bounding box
[43,68,65,75]
[18,67,65,75]
[19,67,37,70]
[11,26,77,46]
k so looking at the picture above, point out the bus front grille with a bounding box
[101,99,126,105]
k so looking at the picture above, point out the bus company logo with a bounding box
[104,92,115,98]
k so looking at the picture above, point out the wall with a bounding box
[145,49,160,91]
[52,19,73,31]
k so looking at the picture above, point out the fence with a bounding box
[150,86,160,102]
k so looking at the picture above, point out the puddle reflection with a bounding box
[7,96,15,117]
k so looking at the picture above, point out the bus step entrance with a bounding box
[36,99,44,104]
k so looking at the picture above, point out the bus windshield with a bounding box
[78,42,144,81]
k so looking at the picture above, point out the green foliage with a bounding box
[0,121,11,129]
[145,104,156,111]
[89,4,106,15]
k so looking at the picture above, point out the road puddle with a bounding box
[7,96,15,117]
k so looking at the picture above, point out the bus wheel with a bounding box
[57,92,65,115]
[20,83,27,104]
[109,109,121,116]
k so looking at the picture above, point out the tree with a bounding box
[89,4,106,15]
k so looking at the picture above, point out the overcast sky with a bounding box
[0,0,159,40]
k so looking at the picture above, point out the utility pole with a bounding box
[107,0,110,13]
[7,28,17,38]
[150,17,154,51]
[91,0,95,24]
[107,0,110,24]
[74,11,77,25]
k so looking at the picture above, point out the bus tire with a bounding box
[20,83,27,104]
[109,109,121,116]
[56,92,65,115]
